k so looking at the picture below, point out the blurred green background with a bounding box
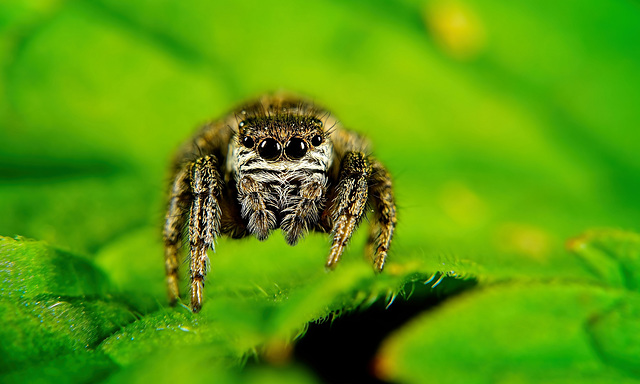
[2,0,639,257]
[1,0,640,383]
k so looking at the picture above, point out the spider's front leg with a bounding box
[164,155,223,313]
[326,151,371,269]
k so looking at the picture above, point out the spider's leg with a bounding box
[188,155,223,313]
[367,159,396,272]
[326,151,370,269]
[281,174,326,245]
[163,167,191,306]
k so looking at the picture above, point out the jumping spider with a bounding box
[163,94,396,313]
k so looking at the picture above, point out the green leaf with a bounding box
[377,284,637,383]
[0,237,135,375]
[95,229,444,366]
[105,345,321,384]
[0,352,117,384]
[588,297,640,377]
[377,230,640,383]
[0,236,110,298]
[0,234,446,380]
[568,229,640,291]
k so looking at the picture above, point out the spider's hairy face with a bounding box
[225,103,335,241]
[228,111,333,178]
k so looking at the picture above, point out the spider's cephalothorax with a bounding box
[164,94,396,312]
[228,110,333,245]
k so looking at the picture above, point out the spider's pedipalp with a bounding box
[238,175,277,240]
[281,173,327,245]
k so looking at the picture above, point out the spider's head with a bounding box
[227,96,335,176]
[237,114,328,162]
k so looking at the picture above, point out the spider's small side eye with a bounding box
[258,138,282,160]
[311,134,323,147]
[285,138,308,159]
[242,136,254,148]
[238,120,246,128]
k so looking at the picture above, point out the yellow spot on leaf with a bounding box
[496,223,550,261]
[424,0,487,60]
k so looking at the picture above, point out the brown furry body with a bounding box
[164,94,396,312]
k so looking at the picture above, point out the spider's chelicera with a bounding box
[163,94,396,312]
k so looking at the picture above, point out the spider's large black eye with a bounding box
[285,138,307,159]
[242,136,254,148]
[258,138,282,160]
[311,134,323,147]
